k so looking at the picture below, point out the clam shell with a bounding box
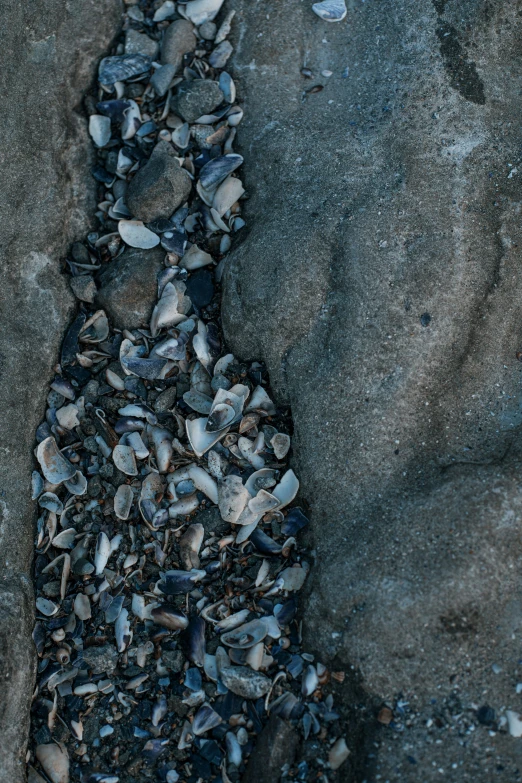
[248,489,279,515]
[147,425,173,473]
[98,54,151,84]
[218,475,251,524]
[112,444,138,476]
[180,244,213,270]
[218,71,236,103]
[193,703,222,735]
[212,176,244,217]
[38,492,63,515]
[63,471,87,496]
[36,437,76,485]
[186,416,230,457]
[179,523,205,569]
[271,432,291,460]
[36,597,58,617]
[52,528,77,549]
[95,532,112,575]
[244,468,277,496]
[183,390,213,415]
[89,114,111,147]
[245,385,276,416]
[114,484,134,520]
[118,220,160,249]
[151,604,189,631]
[199,154,243,191]
[272,469,299,510]
[221,619,267,649]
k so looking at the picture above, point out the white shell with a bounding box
[328,737,350,770]
[74,593,91,621]
[113,444,138,476]
[115,608,132,652]
[212,176,244,217]
[182,0,225,25]
[507,710,522,737]
[35,743,70,783]
[150,281,189,336]
[186,416,230,457]
[148,425,173,473]
[312,0,347,21]
[63,471,87,496]
[55,403,80,430]
[272,469,299,510]
[114,484,134,520]
[279,565,308,592]
[180,244,214,270]
[121,99,142,140]
[89,114,111,147]
[95,531,112,575]
[36,437,76,485]
[187,464,218,504]
[118,220,160,249]
[271,432,291,460]
[218,475,251,524]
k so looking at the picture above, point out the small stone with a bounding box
[161,19,197,72]
[96,246,164,330]
[127,5,144,21]
[199,21,217,40]
[82,644,119,675]
[377,706,393,725]
[186,269,214,308]
[220,667,271,699]
[173,80,224,124]
[151,63,177,97]
[125,29,159,58]
[154,386,178,411]
[71,242,90,263]
[162,648,186,673]
[208,40,233,69]
[126,151,193,223]
[70,275,97,303]
[153,0,176,21]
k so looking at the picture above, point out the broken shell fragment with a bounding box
[151,605,189,631]
[328,737,350,769]
[221,619,268,649]
[36,438,76,485]
[199,154,243,191]
[114,484,133,520]
[118,220,160,249]
[218,475,251,523]
[186,416,230,457]
[312,0,347,21]
[112,444,138,476]
[271,432,291,459]
[35,743,69,783]
[220,666,271,699]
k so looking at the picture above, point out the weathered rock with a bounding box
[223,0,522,778]
[151,63,176,97]
[241,715,299,783]
[125,28,159,58]
[160,19,196,71]
[96,246,164,330]
[0,2,121,781]
[81,644,119,675]
[126,150,193,222]
[173,79,224,123]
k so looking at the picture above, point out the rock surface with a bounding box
[241,715,299,783]
[173,79,224,123]
[0,1,121,781]
[96,246,164,330]
[160,18,196,71]
[126,147,193,222]
[223,0,522,778]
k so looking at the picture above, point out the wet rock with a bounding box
[126,151,193,223]
[96,247,164,330]
[160,19,196,72]
[82,644,119,675]
[125,29,159,58]
[69,275,97,303]
[242,715,299,783]
[173,80,224,124]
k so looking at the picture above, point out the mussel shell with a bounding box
[249,528,283,556]
[151,604,189,631]
[182,616,206,667]
[221,619,267,650]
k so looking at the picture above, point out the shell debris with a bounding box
[28,3,348,781]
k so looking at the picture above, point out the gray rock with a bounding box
[70,274,97,303]
[160,19,196,72]
[125,29,159,58]
[161,648,185,673]
[173,79,224,123]
[82,644,119,675]
[208,40,233,69]
[198,21,217,40]
[220,666,271,699]
[151,63,176,97]
[0,2,120,781]
[96,246,164,330]
[126,151,193,223]
[242,715,299,783]
[222,0,522,778]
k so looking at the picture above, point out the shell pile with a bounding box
[28,1,349,781]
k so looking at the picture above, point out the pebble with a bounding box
[125,29,159,58]
[69,274,97,303]
[199,21,217,40]
[209,40,233,69]
[160,19,197,71]
[126,149,193,223]
[151,63,177,97]
[173,79,225,124]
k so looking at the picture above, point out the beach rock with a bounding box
[242,716,299,783]
[126,150,193,223]
[223,0,522,778]
[125,29,158,58]
[82,644,119,675]
[151,63,176,97]
[96,246,164,330]
[160,19,196,72]
[173,79,224,123]
[0,1,121,781]
[70,274,97,303]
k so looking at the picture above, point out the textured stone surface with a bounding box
[96,246,164,330]
[126,148,193,222]
[174,79,224,123]
[0,1,121,781]
[241,715,299,783]
[160,18,196,71]
[223,0,522,778]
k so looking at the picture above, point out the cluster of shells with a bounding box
[28,1,349,781]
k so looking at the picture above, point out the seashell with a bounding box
[118,220,160,249]
[220,666,271,699]
[153,0,176,21]
[178,720,194,750]
[281,507,309,536]
[245,641,264,671]
[221,619,267,650]
[186,416,230,457]
[50,376,75,401]
[212,176,244,217]
[227,106,244,127]
[312,0,347,21]
[273,469,299,510]
[183,390,213,415]
[199,154,243,191]
[98,54,151,85]
[172,122,190,149]
[36,597,58,617]
[115,416,145,434]
[225,731,242,767]
[213,353,234,376]
[79,310,109,344]
[39,492,63,515]
[152,695,168,727]
[193,703,222,735]
[245,385,277,416]
[152,334,189,361]
[114,484,133,520]
[74,593,91,621]
[150,281,189,336]
[119,403,157,424]
[302,664,319,697]
[151,604,189,631]
[249,529,282,556]
[63,471,87,496]
[179,523,205,569]
[248,489,279,515]
[218,475,251,523]
[31,471,44,500]
[37,437,76,485]
[180,244,213,271]
[279,565,308,592]
[182,616,206,667]
[271,433,291,460]
[209,40,233,69]
[51,528,77,549]
[97,99,131,122]
[203,653,218,683]
[115,608,132,652]
[105,595,124,623]
[147,425,173,473]
[158,569,206,595]
[95,532,112,575]
[245,468,277,497]
[270,691,300,719]
[121,431,149,460]
[35,743,69,783]
[121,355,169,380]
[328,737,350,770]
[207,387,245,432]
[55,404,80,431]
[182,0,225,25]
[112,444,138,476]
[121,100,142,140]
[238,436,265,470]
[89,115,111,147]
[214,609,251,632]
[192,321,212,368]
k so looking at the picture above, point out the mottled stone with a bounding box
[126,150,193,223]
[160,19,196,72]
[173,79,224,123]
